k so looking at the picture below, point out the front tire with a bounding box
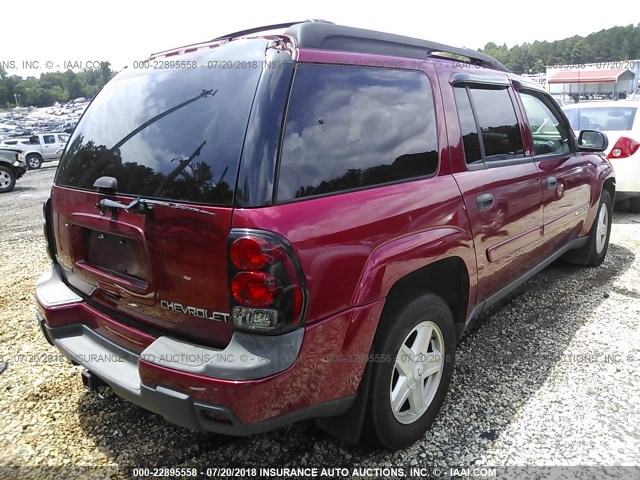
[629,197,640,214]
[565,190,612,267]
[0,166,16,193]
[26,154,42,170]
[365,292,456,450]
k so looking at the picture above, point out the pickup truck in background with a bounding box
[0,133,70,169]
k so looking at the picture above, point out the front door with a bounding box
[41,134,58,159]
[516,89,592,253]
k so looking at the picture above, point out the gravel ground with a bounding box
[1,166,639,479]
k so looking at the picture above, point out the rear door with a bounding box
[516,89,592,252]
[52,39,270,348]
[450,82,544,302]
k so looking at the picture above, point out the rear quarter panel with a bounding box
[231,175,477,324]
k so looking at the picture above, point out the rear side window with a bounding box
[276,65,438,202]
[453,88,482,164]
[454,86,524,164]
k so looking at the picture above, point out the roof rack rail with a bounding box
[284,23,509,72]
[209,20,334,43]
[150,20,315,58]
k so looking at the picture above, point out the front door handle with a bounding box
[545,176,557,189]
[476,193,494,211]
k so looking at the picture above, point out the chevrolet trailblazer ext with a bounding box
[36,21,614,450]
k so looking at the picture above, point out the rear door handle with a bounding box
[545,176,557,189]
[476,193,494,211]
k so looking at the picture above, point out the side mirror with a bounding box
[577,130,608,152]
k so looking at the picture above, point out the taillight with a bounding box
[228,229,307,334]
[608,136,640,159]
[231,272,276,307]
[230,237,272,270]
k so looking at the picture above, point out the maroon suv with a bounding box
[36,21,614,450]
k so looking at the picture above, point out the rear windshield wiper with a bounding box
[96,197,217,216]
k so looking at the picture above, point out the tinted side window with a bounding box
[469,87,524,161]
[453,87,482,165]
[519,91,571,156]
[277,65,438,202]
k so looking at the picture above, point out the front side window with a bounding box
[519,91,571,156]
[277,65,439,202]
[453,85,524,165]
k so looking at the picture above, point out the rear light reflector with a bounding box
[230,272,276,307]
[228,229,308,335]
[608,136,640,159]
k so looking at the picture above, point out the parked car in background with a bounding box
[0,133,70,169]
[0,148,27,193]
[36,21,614,450]
[563,101,640,212]
[551,96,567,107]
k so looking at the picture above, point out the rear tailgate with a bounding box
[51,186,234,346]
[50,39,269,347]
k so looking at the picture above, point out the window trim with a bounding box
[450,71,511,87]
[274,62,440,204]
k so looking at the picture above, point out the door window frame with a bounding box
[453,82,531,171]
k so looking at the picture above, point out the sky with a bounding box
[0,0,636,77]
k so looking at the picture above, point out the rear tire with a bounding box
[0,166,16,193]
[565,190,612,267]
[364,292,456,450]
[26,154,42,170]
[629,197,640,214]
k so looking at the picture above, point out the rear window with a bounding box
[276,65,438,202]
[55,40,266,206]
[563,106,638,131]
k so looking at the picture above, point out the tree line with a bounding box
[479,24,640,74]
[0,63,113,108]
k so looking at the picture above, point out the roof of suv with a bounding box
[283,22,509,72]
[151,20,509,73]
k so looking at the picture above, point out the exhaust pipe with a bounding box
[81,370,111,400]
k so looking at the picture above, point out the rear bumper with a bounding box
[35,266,382,434]
[611,155,640,196]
